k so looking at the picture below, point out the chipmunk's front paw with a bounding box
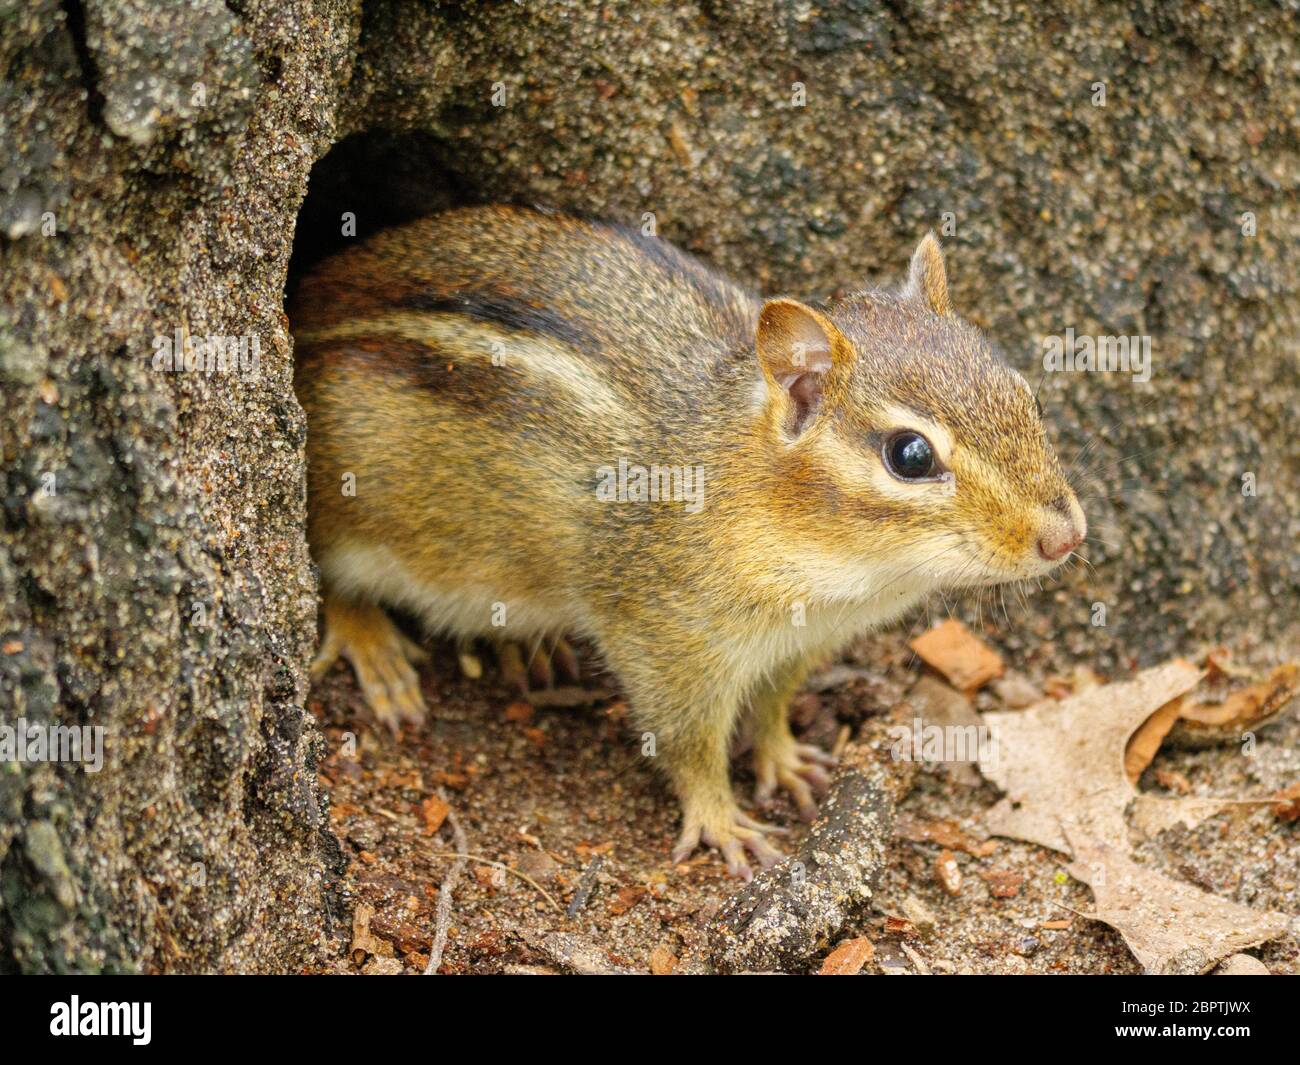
[671,799,787,881]
[754,734,836,822]
[312,600,428,736]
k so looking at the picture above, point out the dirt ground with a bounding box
[307,621,1299,976]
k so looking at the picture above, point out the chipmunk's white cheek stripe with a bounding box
[816,412,953,506]
[299,312,625,419]
[813,432,917,502]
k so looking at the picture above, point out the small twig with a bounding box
[426,851,566,914]
[566,855,604,918]
[424,794,468,975]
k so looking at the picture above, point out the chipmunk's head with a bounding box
[753,233,1084,600]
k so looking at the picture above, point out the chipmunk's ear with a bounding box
[901,231,953,316]
[756,299,853,435]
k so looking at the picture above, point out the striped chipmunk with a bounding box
[290,205,1086,879]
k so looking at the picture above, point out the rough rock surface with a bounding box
[0,0,356,973]
[2,0,1295,971]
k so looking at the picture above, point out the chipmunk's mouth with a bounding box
[994,549,1079,586]
[940,541,1073,589]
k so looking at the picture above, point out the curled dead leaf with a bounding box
[1124,693,1187,784]
[979,659,1290,974]
[1168,661,1298,749]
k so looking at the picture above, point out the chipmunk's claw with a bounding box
[360,662,427,737]
[550,637,582,683]
[672,803,787,880]
[755,739,837,822]
[493,637,581,694]
[527,645,554,689]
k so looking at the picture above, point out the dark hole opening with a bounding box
[285,129,473,300]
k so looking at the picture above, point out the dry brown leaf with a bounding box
[978,659,1290,973]
[980,660,1211,854]
[649,945,678,975]
[1169,662,1298,748]
[818,937,874,975]
[1214,954,1271,975]
[898,815,998,857]
[1124,693,1187,783]
[1066,830,1289,975]
[908,619,1004,693]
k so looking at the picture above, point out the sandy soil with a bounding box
[307,625,1299,976]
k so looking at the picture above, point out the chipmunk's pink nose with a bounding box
[1037,497,1086,562]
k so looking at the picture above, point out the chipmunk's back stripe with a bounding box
[306,334,573,425]
[399,292,601,355]
[294,312,624,421]
[288,267,428,333]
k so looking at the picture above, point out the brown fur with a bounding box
[291,205,1084,878]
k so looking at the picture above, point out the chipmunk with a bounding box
[291,205,1085,879]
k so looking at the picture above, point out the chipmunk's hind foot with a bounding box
[312,598,428,736]
[456,636,581,693]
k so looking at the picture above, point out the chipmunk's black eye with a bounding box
[884,431,936,480]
